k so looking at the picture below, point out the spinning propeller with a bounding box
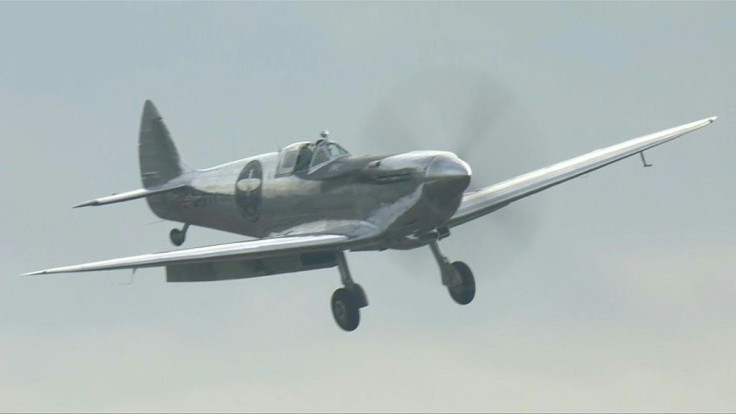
[363,68,549,269]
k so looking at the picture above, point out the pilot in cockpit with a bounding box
[290,132,349,174]
[294,143,314,172]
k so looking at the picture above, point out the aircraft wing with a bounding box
[23,234,349,276]
[448,117,717,228]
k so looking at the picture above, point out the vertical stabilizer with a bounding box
[139,100,189,188]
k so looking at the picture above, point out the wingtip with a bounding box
[689,116,717,129]
[22,270,45,276]
[72,200,99,208]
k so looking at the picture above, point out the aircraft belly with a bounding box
[167,251,338,282]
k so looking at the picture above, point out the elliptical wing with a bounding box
[24,234,348,275]
[448,117,717,227]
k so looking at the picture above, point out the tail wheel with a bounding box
[331,288,360,331]
[448,261,475,305]
[170,228,185,246]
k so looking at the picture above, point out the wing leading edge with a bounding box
[448,117,717,228]
[23,234,349,276]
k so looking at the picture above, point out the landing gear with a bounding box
[448,261,475,305]
[429,240,476,305]
[331,288,360,331]
[331,251,368,331]
[169,223,189,246]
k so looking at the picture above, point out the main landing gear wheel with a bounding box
[429,240,477,306]
[448,261,475,305]
[331,251,368,332]
[169,224,189,246]
[331,288,361,332]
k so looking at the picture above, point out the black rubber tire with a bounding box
[448,261,475,305]
[170,228,185,246]
[331,288,360,331]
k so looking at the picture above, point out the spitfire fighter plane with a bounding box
[25,101,717,331]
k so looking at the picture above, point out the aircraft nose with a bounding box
[425,154,472,186]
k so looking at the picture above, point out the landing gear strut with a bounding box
[429,240,475,305]
[331,251,368,332]
[169,223,189,246]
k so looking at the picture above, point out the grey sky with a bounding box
[1,2,735,412]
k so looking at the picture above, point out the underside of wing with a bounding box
[448,117,716,228]
[24,234,349,276]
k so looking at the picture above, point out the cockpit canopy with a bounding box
[277,140,350,176]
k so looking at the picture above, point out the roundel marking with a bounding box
[235,160,263,222]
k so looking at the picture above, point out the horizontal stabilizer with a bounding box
[74,182,186,208]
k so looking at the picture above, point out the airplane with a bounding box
[24,100,717,331]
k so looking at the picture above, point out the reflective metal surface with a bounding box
[24,100,717,278]
[154,148,470,245]
[425,154,472,183]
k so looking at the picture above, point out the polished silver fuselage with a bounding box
[147,150,472,250]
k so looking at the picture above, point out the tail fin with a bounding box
[139,100,190,188]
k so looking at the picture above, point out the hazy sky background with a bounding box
[1,2,735,412]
